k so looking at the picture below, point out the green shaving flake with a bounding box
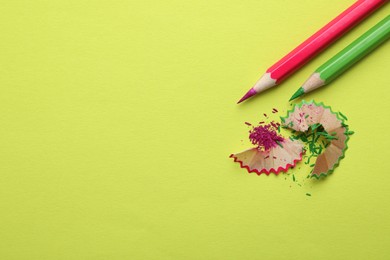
[289,124,330,166]
[306,193,311,197]
[317,131,338,140]
[325,135,338,140]
[305,155,313,164]
[346,131,355,135]
[292,174,295,182]
[276,141,283,148]
[339,112,348,121]
[310,123,320,131]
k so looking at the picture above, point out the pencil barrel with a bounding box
[316,15,390,83]
[266,0,386,83]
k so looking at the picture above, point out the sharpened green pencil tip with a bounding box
[289,87,305,101]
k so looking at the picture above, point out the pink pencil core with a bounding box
[237,88,257,104]
[249,122,283,151]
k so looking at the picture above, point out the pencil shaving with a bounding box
[281,100,351,178]
[231,120,304,175]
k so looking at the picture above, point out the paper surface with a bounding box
[0,0,389,259]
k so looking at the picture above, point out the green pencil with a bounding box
[290,15,390,101]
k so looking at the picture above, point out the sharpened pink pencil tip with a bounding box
[237,88,257,104]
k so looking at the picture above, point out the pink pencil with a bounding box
[238,0,387,104]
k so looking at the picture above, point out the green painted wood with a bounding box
[316,15,390,83]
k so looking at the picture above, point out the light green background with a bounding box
[0,0,389,259]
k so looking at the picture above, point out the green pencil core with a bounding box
[289,87,305,101]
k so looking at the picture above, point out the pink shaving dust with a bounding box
[249,121,284,151]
